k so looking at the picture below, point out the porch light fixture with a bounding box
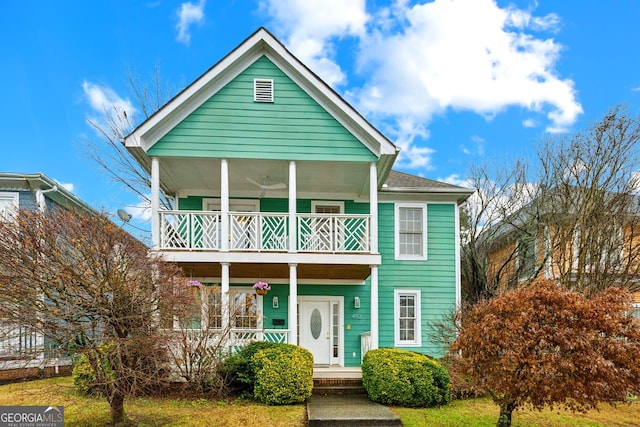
[272,296,279,309]
[354,296,360,309]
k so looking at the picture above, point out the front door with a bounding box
[299,300,332,365]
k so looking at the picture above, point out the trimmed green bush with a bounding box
[253,344,314,405]
[362,348,450,407]
[222,341,281,396]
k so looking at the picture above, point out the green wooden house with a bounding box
[124,28,472,367]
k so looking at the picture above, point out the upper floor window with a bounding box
[0,192,18,222]
[395,203,427,260]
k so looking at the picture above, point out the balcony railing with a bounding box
[159,210,371,253]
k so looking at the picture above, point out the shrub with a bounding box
[72,345,117,396]
[222,341,281,397]
[362,348,450,407]
[253,344,313,405]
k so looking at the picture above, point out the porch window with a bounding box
[174,286,259,331]
[395,204,427,260]
[394,289,421,347]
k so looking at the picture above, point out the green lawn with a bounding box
[0,377,638,426]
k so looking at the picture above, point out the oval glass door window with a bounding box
[310,308,322,339]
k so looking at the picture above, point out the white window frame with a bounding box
[0,192,19,223]
[394,289,421,347]
[394,203,427,260]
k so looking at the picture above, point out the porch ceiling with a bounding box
[177,262,371,282]
[159,158,371,199]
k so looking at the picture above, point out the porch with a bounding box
[159,210,371,253]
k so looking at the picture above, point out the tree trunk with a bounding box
[109,390,126,426]
[497,402,516,427]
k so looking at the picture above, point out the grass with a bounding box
[0,377,306,426]
[1,377,639,426]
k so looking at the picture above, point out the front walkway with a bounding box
[307,395,402,427]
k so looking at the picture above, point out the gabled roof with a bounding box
[125,27,398,168]
[0,172,97,214]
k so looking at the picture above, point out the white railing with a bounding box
[158,210,371,253]
[164,328,290,356]
[297,214,370,253]
[160,210,221,250]
[230,213,288,251]
[360,331,372,362]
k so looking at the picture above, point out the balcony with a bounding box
[159,210,372,253]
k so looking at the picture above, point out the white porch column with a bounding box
[151,157,160,249]
[221,262,230,331]
[370,265,379,350]
[369,162,378,253]
[289,263,298,345]
[221,159,229,251]
[288,161,297,253]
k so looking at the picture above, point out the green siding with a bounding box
[178,196,370,214]
[177,197,457,361]
[376,202,457,358]
[149,56,376,162]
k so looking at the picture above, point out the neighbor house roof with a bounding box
[0,172,97,214]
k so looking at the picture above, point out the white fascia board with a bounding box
[380,188,475,204]
[158,250,381,266]
[125,28,397,160]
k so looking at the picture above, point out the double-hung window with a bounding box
[394,289,421,346]
[395,203,427,260]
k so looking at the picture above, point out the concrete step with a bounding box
[313,378,366,395]
[307,395,402,427]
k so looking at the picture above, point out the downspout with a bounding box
[36,185,58,212]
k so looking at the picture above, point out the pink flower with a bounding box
[253,281,270,291]
[186,280,203,288]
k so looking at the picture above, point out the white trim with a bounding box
[202,198,260,212]
[394,203,428,261]
[298,295,344,367]
[124,29,396,158]
[394,289,421,347]
[311,201,344,214]
[0,192,19,222]
[151,158,160,249]
[454,203,461,309]
[160,250,381,265]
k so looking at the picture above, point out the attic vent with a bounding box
[254,79,274,103]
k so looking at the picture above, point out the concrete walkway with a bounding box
[307,394,402,427]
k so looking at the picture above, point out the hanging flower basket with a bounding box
[253,281,270,295]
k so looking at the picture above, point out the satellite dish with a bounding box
[117,209,132,223]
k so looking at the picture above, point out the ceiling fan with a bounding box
[246,177,286,197]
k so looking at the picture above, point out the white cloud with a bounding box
[82,81,135,117]
[263,0,582,171]
[355,0,581,133]
[632,86,640,92]
[176,0,206,45]
[522,118,537,128]
[52,179,74,193]
[439,173,472,188]
[262,0,368,86]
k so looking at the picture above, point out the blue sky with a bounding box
[2,0,639,235]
